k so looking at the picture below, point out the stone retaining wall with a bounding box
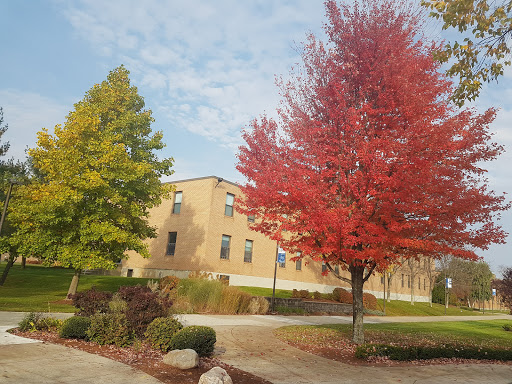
[265,297,352,314]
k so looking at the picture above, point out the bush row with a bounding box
[355,343,512,361]
[19,312,216,357]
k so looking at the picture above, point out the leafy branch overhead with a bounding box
[422,0,512,105]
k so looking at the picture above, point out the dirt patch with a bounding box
[12,329,271,384]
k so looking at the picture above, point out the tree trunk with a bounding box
[386,274,393,302]
[21,256,26,269]
[67,269,81,298]
[0,254,16,286]
[350,263,365,344]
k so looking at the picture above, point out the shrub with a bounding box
[18,312,42,332]
[144,317,183,351]
[503,324,512,332]
[363,293,377,310]
[276,306,306,315]
[218,286,253,314]
[108,293,128,314]
[87,313,133,347]
[355,343,512,362]
[59,316,91,339]
[70,287,113,316]
[36,316,63,332]
[117,285,171,337]
[332,287,353,304]
[169,326,216,356]
[292,289,310,299]
[313,291,322,300]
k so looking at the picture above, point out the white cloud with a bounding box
[58,0,325,151]
[0,90,68,161]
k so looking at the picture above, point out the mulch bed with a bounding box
[11,329,272,384]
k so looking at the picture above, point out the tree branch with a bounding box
[326,262,352,286]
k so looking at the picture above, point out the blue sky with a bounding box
[1,0,511,275]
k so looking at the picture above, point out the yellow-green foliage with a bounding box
[6,66,174,273]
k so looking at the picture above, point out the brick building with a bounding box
[121,176,432,302]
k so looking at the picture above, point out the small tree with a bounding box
[7,66,174,296]
[236,0,508,344]
[497,267,512,312]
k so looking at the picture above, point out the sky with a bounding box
[0,0,511,275]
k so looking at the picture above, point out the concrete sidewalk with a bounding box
[1,312,512,383]
[178,313,512,384]
[0,312,162,384]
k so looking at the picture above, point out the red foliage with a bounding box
[362,293,377,310]
[236,1,509,342]
[332,288,353,304]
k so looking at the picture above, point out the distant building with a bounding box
[121,176,431,302]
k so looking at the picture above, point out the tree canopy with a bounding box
[422,0,512,105]
[5,66,174,294]
[236,0,509,343]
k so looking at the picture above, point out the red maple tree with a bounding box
[236,0,509,343]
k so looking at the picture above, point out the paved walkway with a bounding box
[1,312,512,383]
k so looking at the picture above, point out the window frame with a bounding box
[225,193,235,217]
[244,239,253,263]
[172,191,182,214]
[220,234,231,260]
[295,252,302,271]
[166,231,177,256]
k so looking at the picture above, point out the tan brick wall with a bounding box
[122,176,432,301]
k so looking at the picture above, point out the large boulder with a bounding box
[198,367,233,384]
[163,349,199,370]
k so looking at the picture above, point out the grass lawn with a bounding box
[275,320,512,350]
[0,264,151,312]
[237,286,295,299]
[375,299,497,316]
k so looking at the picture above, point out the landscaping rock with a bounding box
[198,367,232,384]
[163,348,199,369]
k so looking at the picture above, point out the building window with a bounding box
[244,240,253,263]
[407,275,411,288]
[322,261,327,273]
[381,275,385,285]
[225,193,234,217]
[220,235,231,259]
[418,278,421,290]
[424,278,426,291]
[127,269,133,277]
[166,232,177,255]
[334,265,339,275]
[172,191,182,214]
[247,214,255,223]
[401,274,404,288]
[219,275,230,284]
[296,252,302,271]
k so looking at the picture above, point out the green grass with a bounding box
[375,299,493,316]
[237,286,295,299]
[275,320,512,350]
[0,264,151,312]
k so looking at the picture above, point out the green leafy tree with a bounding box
[422,0,512,105]
[6,66,174,296]
[0,108,30,285]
